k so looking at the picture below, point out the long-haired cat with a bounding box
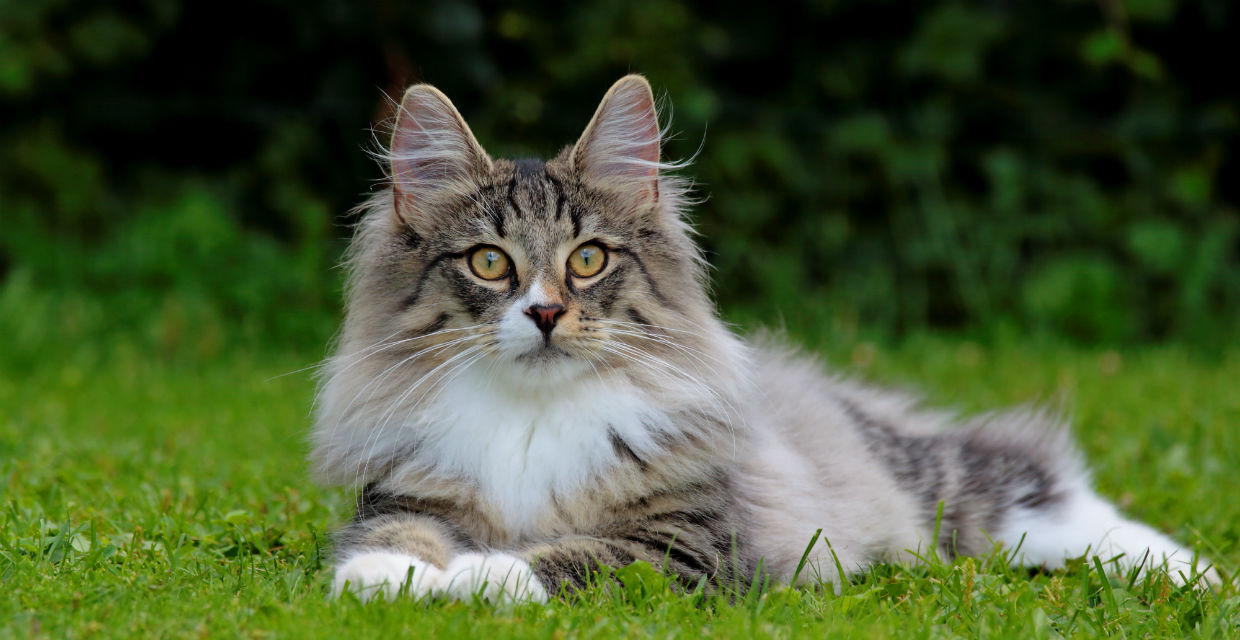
[313,75,1219,603]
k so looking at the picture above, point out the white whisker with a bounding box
[355,340,492,491]
[334,329,494,500]
[590,338,743,443]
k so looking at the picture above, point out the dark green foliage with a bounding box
[2,0,1237,346]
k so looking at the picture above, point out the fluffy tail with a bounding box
[843,401,1081,556]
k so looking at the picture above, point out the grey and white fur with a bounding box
[312,75,1219,603]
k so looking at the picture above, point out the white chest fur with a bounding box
[381,365,668,535]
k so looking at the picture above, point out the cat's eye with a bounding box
[467,246,511,280]
[567,242,607,278]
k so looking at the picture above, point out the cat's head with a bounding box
[314,77,746,479]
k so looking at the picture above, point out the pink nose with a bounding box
[524,304,566,336]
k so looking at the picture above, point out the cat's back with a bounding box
[742,338,949,443]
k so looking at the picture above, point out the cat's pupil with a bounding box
[486,251,499,267]
[579,248,594,265]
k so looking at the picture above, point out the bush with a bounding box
[1,0,1237,346]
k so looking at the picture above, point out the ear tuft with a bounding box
[572,75,661,196]
[389,85,491,226]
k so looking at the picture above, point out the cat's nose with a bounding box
[524,304,566,336]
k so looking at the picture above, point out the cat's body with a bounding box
[313,76,1216,603]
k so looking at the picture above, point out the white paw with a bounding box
[332,551,444,602]
[438,552,548,604]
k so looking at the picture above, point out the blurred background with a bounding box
[2,0,1237,363]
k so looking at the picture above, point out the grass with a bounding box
[3,308,1239,638]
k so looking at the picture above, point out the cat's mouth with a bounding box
[516,344,571,363]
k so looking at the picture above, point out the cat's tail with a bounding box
[842,398,1219,585]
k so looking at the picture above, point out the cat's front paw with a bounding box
[332,550,444,602]
[438,552,548,604]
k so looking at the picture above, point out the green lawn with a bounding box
[3,324,1238,638]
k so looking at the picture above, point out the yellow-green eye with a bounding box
[568,242,607,278]
[468,246,511,280]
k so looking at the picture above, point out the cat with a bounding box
[311,74,1219,603]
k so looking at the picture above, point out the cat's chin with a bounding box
[514,344,572,364]
[498,346,595,388]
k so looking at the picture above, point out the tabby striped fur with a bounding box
[313,75,1219,603]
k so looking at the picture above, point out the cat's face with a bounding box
[314,76,748,486]
[343,76,718,389]
[387,157,683,384]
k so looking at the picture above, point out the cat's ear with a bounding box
[571,74,661,202]
[389,84,492,228]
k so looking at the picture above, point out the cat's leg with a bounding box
[518,515,744,597]
[995,485,1220,586]
[381,516,730,604]
[331,513,460,602]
